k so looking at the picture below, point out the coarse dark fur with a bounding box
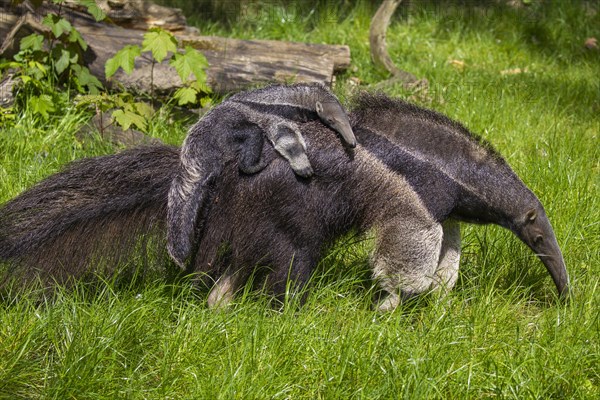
[168,83,355,268]
[0,125,443,310]
[0,146,179,288]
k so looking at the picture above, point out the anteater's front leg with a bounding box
[433,219,461,293]
[372,219,444,312]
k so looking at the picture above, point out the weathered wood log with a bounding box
[0,0,351,95]
[177,34,351,93]
[0,0,191,38]
[82,0,188,32]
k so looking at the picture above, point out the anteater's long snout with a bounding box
[517,208,570,298]
[537,236,570,298]
[335,121,357,148]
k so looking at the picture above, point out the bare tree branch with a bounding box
[369,0,427,90]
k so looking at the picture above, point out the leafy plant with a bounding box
[76,92,154,132]
[1,1,211,132]
[106,27,211,107]
[81,26,212,134]
[0,0,105,122]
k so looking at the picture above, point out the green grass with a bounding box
[1,1,599,398]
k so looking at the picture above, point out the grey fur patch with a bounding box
[350,91,568,297]
[372,222,443,311]
[433,219,461,293]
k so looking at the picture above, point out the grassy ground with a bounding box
[1,1,598,398]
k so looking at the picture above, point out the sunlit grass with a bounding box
[1,1,598,398]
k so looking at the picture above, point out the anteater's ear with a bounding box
[270,121,313,178]
[526,208,537,222]
[315,101,324,115]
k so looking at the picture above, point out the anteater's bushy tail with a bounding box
[0,145,180,287]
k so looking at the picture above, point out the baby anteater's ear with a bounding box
[269,121,313,178]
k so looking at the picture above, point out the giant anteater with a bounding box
[0,92,569,310]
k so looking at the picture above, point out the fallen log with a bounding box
[0,1,351,95]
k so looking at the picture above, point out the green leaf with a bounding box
[72,64,103,94]
[20,34,44,52]
[31,61,48,75]
[191,79,211,94]
[0,61,21,70]
[42,14,73,38]
[142,28,177,63]
[112,109,147,131]
[75,93,119,112]
[169,47,209,83]
[133,102,155,119]
[27,61,48,80]
[200,96,212,108]
[113,95,127,108]
[78,0,107,21]
[30,94,55,119]
[53,47,71,75]
[173,87,198,106]
[68,29,88,50]
[75,93,108,108]
[105,45,141,78]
